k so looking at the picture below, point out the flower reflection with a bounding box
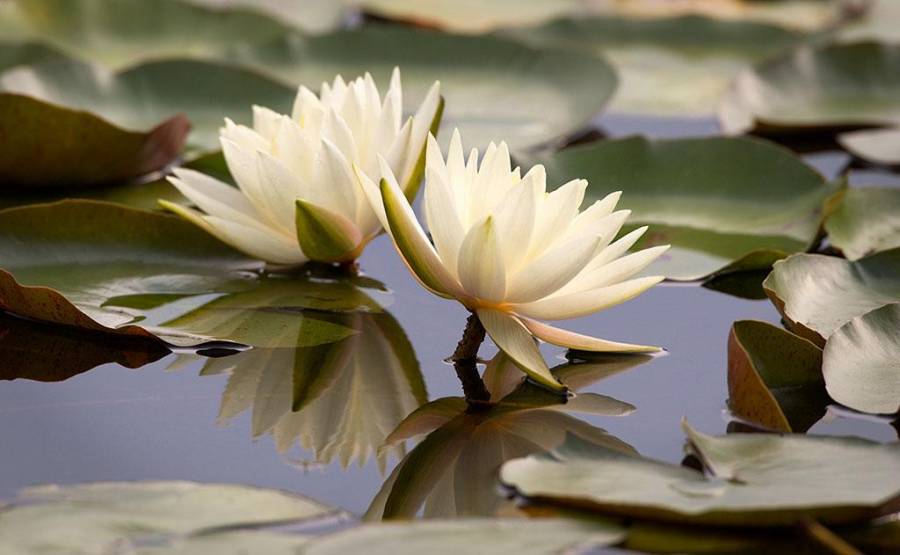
[198,308,427,471]
[366,352,652,519]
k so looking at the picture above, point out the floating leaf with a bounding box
[367,353,646,519]
[132,530,310,555]
[0,57,294,155]
[207,309,426,469]
[823,303,900,415]
[186,0,347,34]
[727,320,827,432]
[0,481,337,555]
[3,0,293,69]
[538,136,839,280]
[501,422,900,526]
[720,42,900,135]
[0,40,68,72]
[763,248,900,345]
[300,518,625,555]
[824,186,900,260]
[839,127,900,166]
[509,15,806,116]
[233,26,617,152]
[0,313,169,382]
[0,201,378,347]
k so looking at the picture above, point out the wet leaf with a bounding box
[720,42,900,135]
[838,127,900,166]
[0,481,337,555]
[763,248,900,345]
[232,26,617,152]
[727,320,827,432]
[538,136,840,280]
[0,313,169,382]
[302,518,625,555]
[501,422,900,526]
[824,186,900,260]
[0,201,376,347]
[367,353,645,519]
[509,15,806,116]
[823,303,900,415]
[0,57,294,155]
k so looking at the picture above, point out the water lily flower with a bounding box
[161,68,442,265]
[356,129,668,391]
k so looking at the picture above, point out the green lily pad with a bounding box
[0,481,337,555]
[3,0,293,69]
[186,0,347,34]
[300,518,625,555]
[763,248,900,345]
[538,136,840,280]
[232,26,617,152]
[824,186,900,260]
[358,0,584,33]
[0,57,294,155]
[132,530,311,555]
[823,303,900,415]
[501,422,900,526]
[367,353,646,519]
[720,41,900,135]
[205,309,426,469]
[0,200,376,347]
[0,313,169,382]
[838,127,900,166]
[0,40,69,72]
[727,320,827,433]
[508,15,806,116]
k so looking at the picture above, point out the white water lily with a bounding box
[161,68,442,265]
[357,129,668,390]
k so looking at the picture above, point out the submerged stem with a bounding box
[450,313,491,407]
[800,518,863,555]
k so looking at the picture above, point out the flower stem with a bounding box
[450,313,491,407]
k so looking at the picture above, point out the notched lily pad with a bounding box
[727,320,827,433]
[763,248,900,345]
[539,136,839,280]
[500,422,900,526]
[823,303,900,415]
[824,186,900,260]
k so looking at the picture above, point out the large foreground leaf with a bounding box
[0,481,336,555]
[727,320,827,433]
[720,41,900,135]
[823,303,900,415]
[0,201,376,347]
[0,57,294,154]
[501,423,900,526]
[232,26,617,152]
[763,248,900,344]
[509,15,806,116]
[538,136,839,280]
[824,187,900,260]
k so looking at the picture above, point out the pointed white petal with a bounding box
[400,80,442,188]
[167,168,261,229]
[585,226,649,272]
[252,105,282,142]
[424,161,465,275]
[319,138,360,218]
[476,309,565,391]
[505,235,600,304]
[492,171,539,271]
[520,317,661,353]
[220,136,277,223]
[569,191,621,235]
[205,216,305,265]
[564,245,670,294]
[512,276,664,321]
[457,216,506,302]
[530,178,587,256]
[255,151,305,232]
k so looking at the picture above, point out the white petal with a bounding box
[563,245,670,295]
[167,168,262,230]
[512,276,664,321]
[252,105,282,142]
[492,169,539,271]
[505,235,600,304]
[319,139,360,219]
[530,178,587,257]
[457,216,506,302]
[205,216,305,265]
[221,119,268,151]
[585,226,649,272]
[424,160,465,275]
[476,309,564,391]
[255,151,304,232]
[520,317,661,353]
[400,80,441,187]
[568,191,621,235]
[221,136,278,225]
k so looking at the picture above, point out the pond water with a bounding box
[1,119,897,523]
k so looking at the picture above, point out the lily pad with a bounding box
[824,186,900,260]
[232,26,617,152]
[823,303,900,415]
[727,320,827,432]
[300,518,625,555]
[0,481,336,555]
[538,136,840,280]
[500,422,900,526]
[2,0,293,69]
[719,41,900,135]
[0,200,377,347]
[763,248,900,345]
[358,0,584,33]
[367,353,645,519]
[186,0,347,34]
[838,128,900,166]
[0,313,169,382]
[0,40,69,72]
[0,57,294,155]
[206,309,427,469]
[509,15,806,116]
[132,530,311,555]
